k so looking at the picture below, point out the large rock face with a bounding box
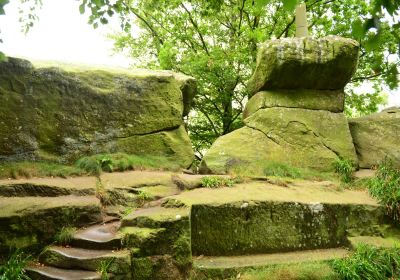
[0,58,196,167]
[201,36,359,174]
[243,89,345,118]
[248,36,359,95]
[349,107,400,168]
[201,108,357,173]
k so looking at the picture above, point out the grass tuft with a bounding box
[0,250,31,280]
[97,258,114,280]
[332,244,400,280]
[54,227,77,245]
[0,161,84,179]
[201,176,234,188]
[368,159,400,222]
[75,153,180,175]
[334,158,355,183]
[0,153,181,179]
[231,262,338,280]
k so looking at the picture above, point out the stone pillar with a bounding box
[295,3,308,37]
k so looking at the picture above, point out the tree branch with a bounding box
[181,3,210,55]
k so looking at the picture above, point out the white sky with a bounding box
[0,0,399,106]
[0,0,130,67]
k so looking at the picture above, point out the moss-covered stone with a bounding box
[132,255,189,280]
[201,108,357,174]
[349,107,400,168]
[247,36,359,95]
[190,201,385,256]
[39,246,131,275]
[0,196,102,253]
[0,57,195,167]
[243,89,345,119]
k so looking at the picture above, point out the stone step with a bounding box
[26,264,103,280]
[193,248,349,278]
[39,246,131,275]
[121,206,189,228]
[71,221,122,250]
[120,226,167,255]
[0,195,102,253]
[0,176,96,197]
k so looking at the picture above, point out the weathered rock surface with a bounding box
[243,89,345,118]
[191,201,382,256]
[39,246,131,275]
[201,108,357,174]
[349,107,400,168]
[0,196,102,252]
[0,57,195,167]
[247,36,359,94]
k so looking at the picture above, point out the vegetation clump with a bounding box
[0,161,84,179]
[263,162,303,179]
[0,250,31,280]
[334,158,355,183]
[54,227,77,245]
[201,176,234,188]
[368,160,400,222]
[332,244,400,280]
[75,153,179,176]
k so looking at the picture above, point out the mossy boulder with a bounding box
[349,107,400,168]
[191,201,385,256]
[243,89,344,119]
[247,36,359,95]
[0,57,196,167]
[200,108,357,174]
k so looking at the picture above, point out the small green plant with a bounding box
[0,161,84,179]
[97,258,114,280]
[54,226,77,245]
[368,159,400,221]
[201,176,234,188]
[135,190,153,206]
[75,153,180,175]
[332,244,400,280]
[0,250,31,280]
[263,162,302,179]
[334,158,355,183]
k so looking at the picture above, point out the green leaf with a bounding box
[351,19,365,39]
[282,0,298,11]
[255,0,270,9]
[79,3,85,14]
[0,0,9,15]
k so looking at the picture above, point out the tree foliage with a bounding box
[77,0,399,156]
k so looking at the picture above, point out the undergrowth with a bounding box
[230,262,338,280]
[75,153,179,175]
[368,159,400,222]
[0,250,31,280]
[332,244,400,280]
[201,176,235,188]
[54,226,77,245]
[0,153,180,179]
[334,158,355,183]
[0,161,84,179]
[97,258,114,280]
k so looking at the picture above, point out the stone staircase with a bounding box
[2,170,399,279]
